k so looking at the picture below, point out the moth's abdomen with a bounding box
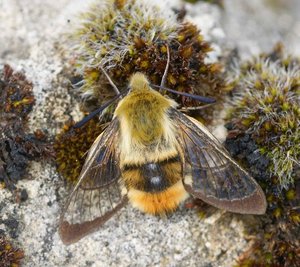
[122,156,188,214]
[127,181,188,215]
[122,156,181,192]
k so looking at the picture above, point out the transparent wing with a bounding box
[172,109,267,215]
[59,118,127,245]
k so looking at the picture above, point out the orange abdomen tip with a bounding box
[127,181,189,215]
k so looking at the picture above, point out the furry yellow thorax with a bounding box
[115,73,177,144]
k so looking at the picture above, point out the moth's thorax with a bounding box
[116,89,173,138]
[115,84,178,165]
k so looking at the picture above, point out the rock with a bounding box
[0,0,299,266]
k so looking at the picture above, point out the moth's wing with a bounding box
[172,109,267,215]
[59,118,128,245]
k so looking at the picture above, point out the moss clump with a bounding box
[0,235,24,267]
[0,65,51,191]
[183,0,224,8]
[0,64,35,118]
[225,45,300,267]
[226,45,299,189]
[70,0,226,117]
[54,117,105,184]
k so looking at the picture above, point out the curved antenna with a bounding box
[155,45,215,104]
[73,66,125,129]
[73,90,127,129]
[160,44,170,90]
[150,83,216,104]
[99,65,120,95]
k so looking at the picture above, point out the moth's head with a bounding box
[129,73,151,92]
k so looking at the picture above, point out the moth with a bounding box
[59,72,267,245]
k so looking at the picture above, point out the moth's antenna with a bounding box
[73,90,128,129]
[99,65,120,95]
[73,66,125,129]
[153,46,215,104]
[150,83,216,104]
[160,44,170,90]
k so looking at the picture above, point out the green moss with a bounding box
[225,45,300,267]
[0,65,50,191]
[54,117,105,184]
[183,0,224,8]
[226,45,299,189]
[0,64,35,118]
[69,0,227,119]
[0,235,24,267]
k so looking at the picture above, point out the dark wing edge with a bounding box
[59,199,128,245]
[59,118,128,245]
[172,109,267,215]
